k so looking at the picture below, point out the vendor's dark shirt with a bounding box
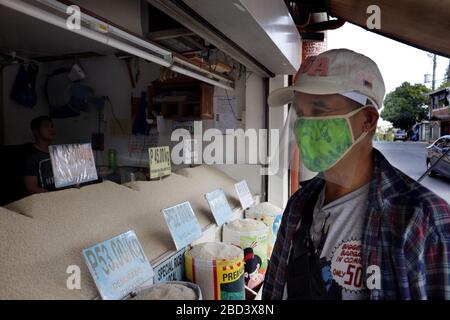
[24,146,55,191]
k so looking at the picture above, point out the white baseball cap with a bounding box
[268,49,386,109]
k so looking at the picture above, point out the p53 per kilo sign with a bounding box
[82,230,154,300]
[148,146,171,179]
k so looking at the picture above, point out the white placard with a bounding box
[49,143,98,188]
[234,180,254,210]
[214,95,241,134]
[205,189,233,226]
[82,230,154,300]
[161,201,202,251]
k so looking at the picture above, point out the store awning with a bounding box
[327,0,450,58]
[431,114,450,121]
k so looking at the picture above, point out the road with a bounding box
[374,141,450,202]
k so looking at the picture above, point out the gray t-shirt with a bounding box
[284,183,370,300]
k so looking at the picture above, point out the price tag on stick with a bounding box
[82,230,154,300]
[234,180,254,210]
[161,201,202,251]
[149,146,171,179]
[205,189,233,226]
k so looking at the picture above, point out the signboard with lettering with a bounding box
[49,143,98,188]
[205,189,233,226]
[234,180,254,210]
[149,146,171,179]
[82,230,154,300]
[153,249,185,283]
[161,201,202,251]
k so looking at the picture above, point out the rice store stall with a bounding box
[0,0,300,300]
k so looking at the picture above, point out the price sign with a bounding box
[234,180,254,210]
[82,230,154,300]
[161,201,202,251]
[49,143,98,188]
[205,189,233,226]
[149,146,171,179]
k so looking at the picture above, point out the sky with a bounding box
[327,23,449,129]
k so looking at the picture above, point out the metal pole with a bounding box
[429,54,437,142]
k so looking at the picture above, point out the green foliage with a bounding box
[380,82,430,131]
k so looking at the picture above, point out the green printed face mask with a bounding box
[294,107,369,172]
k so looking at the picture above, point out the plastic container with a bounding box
[222,219,269,289]
[245,202,283,257]
[185,242,245,300]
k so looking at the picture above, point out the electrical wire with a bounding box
[225,90,242,121]
[105,96,126,136]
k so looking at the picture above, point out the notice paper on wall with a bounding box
[153,248,185,283]
[82,230,155,300]
[214,95,241,134]
[234,180,254,210]
[49,143,98,188]
[148,146,171,179]
[161,201,202,251]
[205,189,234,226]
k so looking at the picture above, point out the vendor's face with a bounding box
[36,120,56,141]
[293,92,377,142]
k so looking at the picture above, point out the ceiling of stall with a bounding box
[180,0,302,75]
[0,4,117,62]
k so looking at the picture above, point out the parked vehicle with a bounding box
[394,130,407,141]
[426,135,450,178]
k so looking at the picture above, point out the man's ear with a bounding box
[364,106,379,131]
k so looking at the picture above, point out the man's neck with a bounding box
[35,140,50,153]
[323,145,374,205]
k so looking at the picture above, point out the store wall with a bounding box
[1,55,160,167]
[1,56,266,196]
[212,72,266,197]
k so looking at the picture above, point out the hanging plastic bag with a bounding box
[10,63,39,108]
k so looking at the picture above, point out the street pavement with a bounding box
[374,141,450,202]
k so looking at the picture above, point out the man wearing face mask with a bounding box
[263,49,450,300]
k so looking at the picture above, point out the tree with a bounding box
[380,82,430,131]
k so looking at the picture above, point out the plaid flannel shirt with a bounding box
[263,148,450,300]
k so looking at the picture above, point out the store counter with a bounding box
[0,165,250,299]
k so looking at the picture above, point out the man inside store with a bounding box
[23,115,56,194]
[263,49,450,300]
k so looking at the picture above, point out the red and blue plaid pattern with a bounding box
[263,149,450,300]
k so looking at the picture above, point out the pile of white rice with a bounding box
[246,202,282,217]
[187,242,243,261]
[132,283,198,300]
[225,218,268,232]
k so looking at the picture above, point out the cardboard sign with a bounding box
[49,143,98,188]
[161,201,202,251]
[82,230,154,300]
[149,146,171,179]
[234,180,254,210]
[205,189,233,226]
[153,249,185,283]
